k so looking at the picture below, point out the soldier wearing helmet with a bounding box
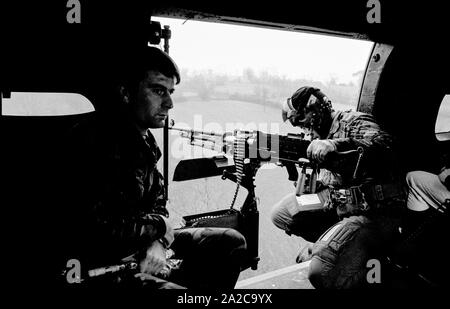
[282,86,333,141]
[272,86,404,288]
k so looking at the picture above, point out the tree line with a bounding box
[172,68,363,110]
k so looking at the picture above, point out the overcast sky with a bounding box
[152,17,373,84]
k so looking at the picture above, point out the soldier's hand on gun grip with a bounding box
[306,139,336,163]
[139,240,167,276]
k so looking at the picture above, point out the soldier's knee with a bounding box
[270,194,296,230]
[270,204,284,229]
[308,257,328,289]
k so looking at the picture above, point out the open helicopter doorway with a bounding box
[149,16,373,284]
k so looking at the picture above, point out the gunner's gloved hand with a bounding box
[307,139,336,163]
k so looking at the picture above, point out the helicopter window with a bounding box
[435,95,450,141]
[1,92,94,116]
[151,16,373,280]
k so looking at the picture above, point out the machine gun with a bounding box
[170,122,364,192]
[169,122,311,184]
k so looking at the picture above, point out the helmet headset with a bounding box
[282,87,333,133]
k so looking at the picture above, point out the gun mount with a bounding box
[169,121,313,270]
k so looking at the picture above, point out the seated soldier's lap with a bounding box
[171,227,246,258]
[168,227,247,289]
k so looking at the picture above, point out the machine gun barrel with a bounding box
[169,120,310,167]
[169,126,226,137]
[169,124,231,153]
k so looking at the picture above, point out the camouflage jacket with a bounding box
[318,110,396,188]
[66,111,169,268]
